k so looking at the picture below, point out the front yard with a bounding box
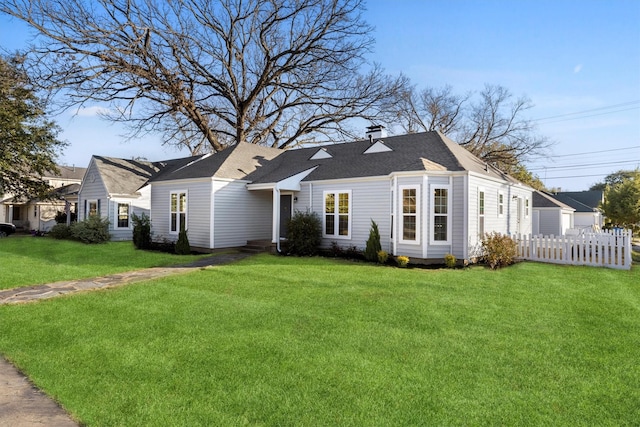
[0,250,638,425]
[0,237,209,290]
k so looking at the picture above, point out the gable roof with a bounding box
[91,155,198,195]
[247,131,522,185]
[151,142,282,182]
[42,165,87,181]
[554,191,603,210]
[552,193,600,213]
[532,191,575,210]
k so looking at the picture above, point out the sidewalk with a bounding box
[0,252,252,305]
[0,252,253,426]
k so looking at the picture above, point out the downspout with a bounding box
[392,176,397,255]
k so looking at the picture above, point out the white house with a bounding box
[78,156,197,240]
[532,190,575,236]
[146,129,533,263]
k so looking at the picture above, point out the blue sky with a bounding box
[1,0,639,191]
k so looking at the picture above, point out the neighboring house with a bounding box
[532,190,575,236]
[148,128,533,263]
[552,190,604,231]
[0,165,86,231]
[78,156,198,240]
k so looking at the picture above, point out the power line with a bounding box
[533,145,640,159]
[543,172,619,180]
[529,159,640,172]
[533,100,640,122]
[537,107,640,124]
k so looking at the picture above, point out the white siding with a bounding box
[150,180,212,248]
[214,181,272,247]
[78,162,108,221]
[296,178,391,252]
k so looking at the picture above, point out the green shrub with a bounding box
[481,232,517,269]
[364,220,382,262]
[396,255,409,268]
[377,250,389,264]
[175,224,191,255]
[444,253,457,268]
[286,210,322,256]
[70,216,111,244]
[48,223,72,240]
[131,212,152,250]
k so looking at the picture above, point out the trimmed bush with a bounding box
[364,220,382,262]
[70,216,111,244]
[396,255,409,268]
[481,232,517,269]
[377,250,389,264]
[131,212,152,250]
[48,223,72,240]
[286,210,322,256]
[444,253,457,268]
[175,224,191,255]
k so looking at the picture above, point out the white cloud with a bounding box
[573,64,583,74]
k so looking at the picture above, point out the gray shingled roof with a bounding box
[533,191,574,210]
[552,193,600,213]
[42,165,87,181]
[93,155,198,195]
[247,131,521,184]
[150,143,282,182]
[555,191,603,210]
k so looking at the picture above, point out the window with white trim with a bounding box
[478,190,485,238]
[399,186,419,243]
[116,203,130,229]
[525,197,530,217]
[170,192,187,233]
[430,185,451,244]
[498,192,504,216]
[87,200,98,218]
[324,190,351,238]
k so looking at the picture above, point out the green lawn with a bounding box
[0,254,638,425]
[0,236,210,290]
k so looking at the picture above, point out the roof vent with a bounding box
[365,125,387,142]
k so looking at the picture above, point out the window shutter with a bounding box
[97,199,101,216]
[84,200,87,219]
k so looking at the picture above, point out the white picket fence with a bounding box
[514,230,633,270]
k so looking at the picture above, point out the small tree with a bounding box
[131,212,152,250]
[175,223,191,255]
[364,220,382,262]
[287,210,322,256]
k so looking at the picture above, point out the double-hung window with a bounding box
[87,200,98,218]
[430,185,451,244]
[498,192,504,216]
[170,192,187,233]
[116,203,130,229]
[324,191,351,238]
[399,186,419,243]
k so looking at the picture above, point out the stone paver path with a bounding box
[0,252,253,426]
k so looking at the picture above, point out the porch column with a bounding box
[272,188,280,244]
[8,205,13,223]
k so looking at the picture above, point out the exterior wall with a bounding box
[467,174,533,259]
[213,181,272,248]
[296,178,392,253]
[536,209,562,236]
[150,180,212,248]
[78,162,108,221]
[574,212,602,230]
[107,186,152,241]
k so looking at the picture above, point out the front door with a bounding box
[280,194,292,239]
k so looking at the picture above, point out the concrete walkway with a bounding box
[0,252,253,426]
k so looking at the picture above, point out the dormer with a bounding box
[363,141,393,154]
[310,147,333,160]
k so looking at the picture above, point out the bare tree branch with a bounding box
[1,0,404,154]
